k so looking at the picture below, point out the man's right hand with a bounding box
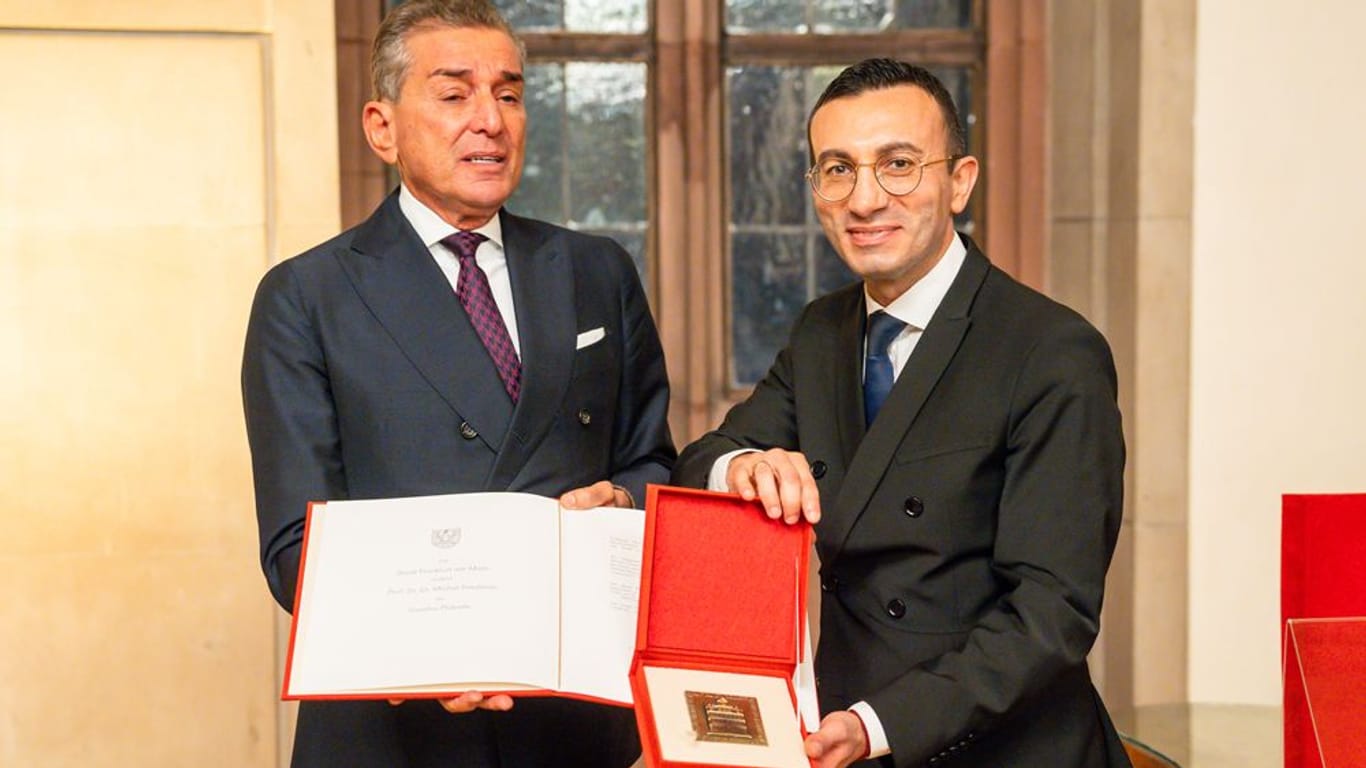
[388,692,515,714]
[726,449,821,525]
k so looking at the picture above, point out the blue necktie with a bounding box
[863,310,907,426]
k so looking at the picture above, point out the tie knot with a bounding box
[442,230,488,261]
[867,311,907,356]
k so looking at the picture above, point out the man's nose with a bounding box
[469,92,505,134]
[845,165,888,216]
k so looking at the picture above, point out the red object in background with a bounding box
[1281,494,1366,768]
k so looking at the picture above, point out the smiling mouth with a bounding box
[847,226,899,243]
[463,154,505,165]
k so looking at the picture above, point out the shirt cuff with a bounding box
[707,448,759,491]
[849,701,891,759]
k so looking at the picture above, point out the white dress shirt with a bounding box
[398,184,521,356]
[708,233,968,759]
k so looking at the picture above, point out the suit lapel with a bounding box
[832,294,868,465]
[825,244,991,561]
[487,212,575,489]
[340,194,513,451]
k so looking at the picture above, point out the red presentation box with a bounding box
[1281,493,1366,768]
[1283,618,1366,768]
[631,485,815,768]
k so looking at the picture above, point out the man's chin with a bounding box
[454,177,517,204]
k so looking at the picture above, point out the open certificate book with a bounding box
[283,492,644,706]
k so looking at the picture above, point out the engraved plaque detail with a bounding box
[685,691,768,746]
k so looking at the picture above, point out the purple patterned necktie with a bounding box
[443,231,521,403]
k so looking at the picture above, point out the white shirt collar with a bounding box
[397,183,504,248]
[866,232,967,330]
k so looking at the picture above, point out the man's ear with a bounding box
[948,154,979,215]
[362,100,398,165]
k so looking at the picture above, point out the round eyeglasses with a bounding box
[805,155,959,202]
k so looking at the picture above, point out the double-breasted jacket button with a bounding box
[904,496,925,517]
[809,460,828,479]
[459,421,478,440]
[886,598,906,619]
[577,408,592,426]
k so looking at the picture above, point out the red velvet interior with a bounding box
[643,488,806,664]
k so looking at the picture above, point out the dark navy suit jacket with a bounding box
[242,193,674,767]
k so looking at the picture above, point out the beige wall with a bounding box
[1189,0,1366,705]
[0,2,338,765]
[1048,0,1196,715]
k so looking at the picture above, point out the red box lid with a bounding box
[636,485,812,668]
[1284,619,1366,768]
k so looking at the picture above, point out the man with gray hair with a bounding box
[241,1,674,765]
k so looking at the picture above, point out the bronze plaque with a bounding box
[685,691,768,746]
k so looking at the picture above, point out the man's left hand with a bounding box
[560,480,633,509]
[805,711,869,768]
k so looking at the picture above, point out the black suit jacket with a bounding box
[674,239,1130,767]
[242,194,675,767]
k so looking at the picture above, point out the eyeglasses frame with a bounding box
[804,154,961,202]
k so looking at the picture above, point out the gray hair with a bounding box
[370,0,525,102]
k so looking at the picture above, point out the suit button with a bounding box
[821,576,840,592]
[886,598,906,619]
[809,460,828,479]
[904,496,924,517]
[459,421,478,440]
[577,408,592,426]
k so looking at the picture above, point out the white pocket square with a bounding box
[575,327,606,350]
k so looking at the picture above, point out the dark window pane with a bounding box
[727,0,971,32]
[731,233,808,385]
[566,0,647,32]
[493,0,646,32]
[566,63,647,227]
[727,0,804,32]
[812,0,895,31]
[511,64,566,223]
[728,67,811,226]
[507,63,648,276]
[892,0,972,28]
[494,0,561,29]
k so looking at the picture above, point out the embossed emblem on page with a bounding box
[685,691,767,745]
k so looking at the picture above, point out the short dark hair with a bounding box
[807,58,967,161]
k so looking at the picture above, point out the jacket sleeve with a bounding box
[604,243,677,505]
[241,261,347,612]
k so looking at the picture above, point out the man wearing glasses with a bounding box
[674,59,1130,767]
